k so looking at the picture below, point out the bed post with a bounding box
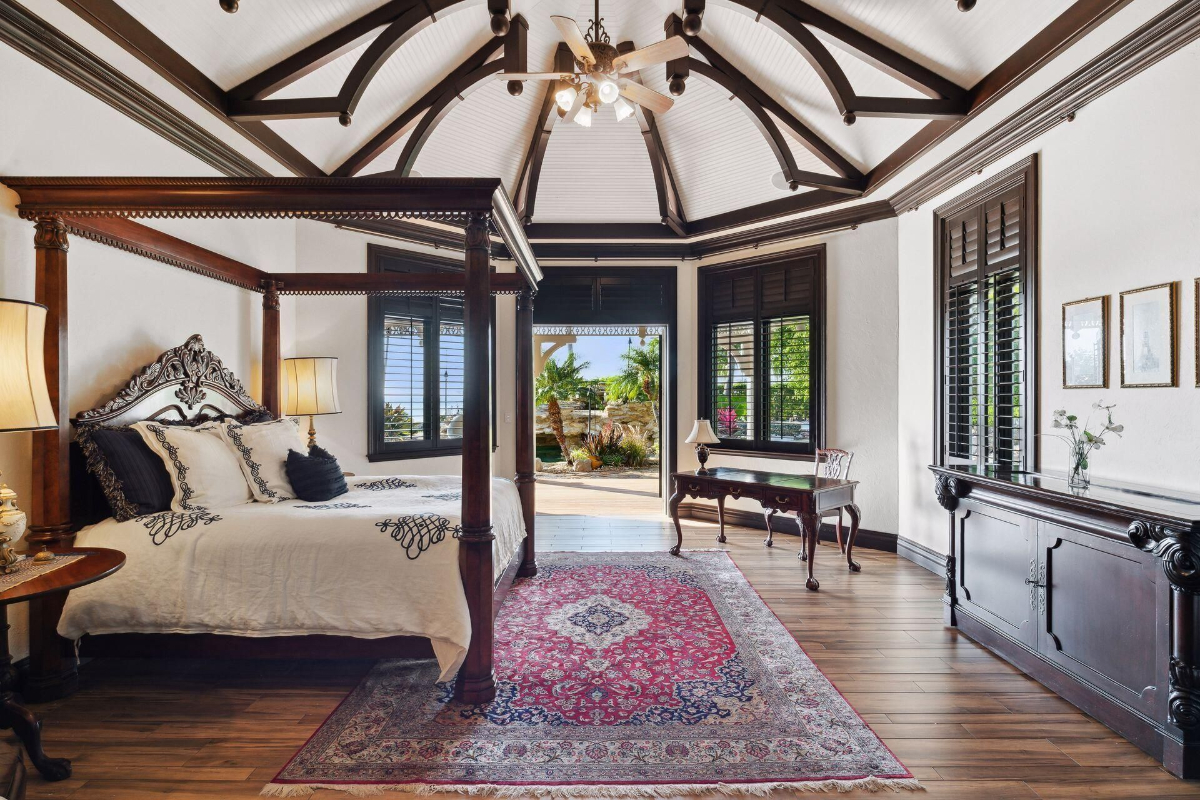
[456,212,496,704]
[515,287,536,577]
[261,280,281,416]
[27,216,76,701]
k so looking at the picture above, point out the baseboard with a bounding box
[896,536,946,576]
[678,502,897,553]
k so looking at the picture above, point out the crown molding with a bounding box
[888,0,1200,214]
[0,0,268,178]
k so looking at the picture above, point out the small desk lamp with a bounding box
[0,299,59,569]
[283,357,341,448]
[685,419,720,474]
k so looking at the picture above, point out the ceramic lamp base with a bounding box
[695,444,711,473]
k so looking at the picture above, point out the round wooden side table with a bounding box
[0,548,124,782]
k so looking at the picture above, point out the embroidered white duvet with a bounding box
[58,475,526,681]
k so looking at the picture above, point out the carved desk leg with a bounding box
[764,510,777,547]
[716,494,727,544]
[668,484,686,556]
[798,511,820,590]
[844,503,862,573]
[0,606,70,781]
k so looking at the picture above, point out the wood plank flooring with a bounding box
[15,477,1200,798]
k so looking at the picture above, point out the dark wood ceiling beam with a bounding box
[57,0,324,176]
[332,36,506,176]
[228,0,495,122]
[513,43,572,224]
[686,58,862,196]
[685,28,860,179]
[618,40,686,236]
[229,0,432,100]
[723,0,969,120]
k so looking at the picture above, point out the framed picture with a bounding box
[1062,296,1107,388]
[1120,282,1177,388]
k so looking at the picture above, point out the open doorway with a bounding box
[530,268,677,512]
[534,326,663,498]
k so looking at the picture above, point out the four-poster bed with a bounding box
[1,176,542,705]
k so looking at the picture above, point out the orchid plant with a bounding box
[1044,401,1123,488]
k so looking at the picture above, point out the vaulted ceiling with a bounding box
[76,0,1084,234]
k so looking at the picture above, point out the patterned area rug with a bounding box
[264,552,915,797]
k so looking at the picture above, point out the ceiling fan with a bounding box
[498,0,690,127]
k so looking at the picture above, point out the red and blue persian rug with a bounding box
[263,552,915,797]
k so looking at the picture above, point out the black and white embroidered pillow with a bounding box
[132,421,253,512]
[220,418,307,503]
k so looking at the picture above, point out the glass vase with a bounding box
[1067,458,1089,489]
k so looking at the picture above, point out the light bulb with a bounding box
[575,106,593,127]
[555,86,577,112]
[614,97,635,121]
[596,78,620,105]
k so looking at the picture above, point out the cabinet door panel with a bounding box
[957,502,1036,647]
[1038,523,1159,716]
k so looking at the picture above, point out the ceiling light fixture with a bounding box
[575,106,593,127]
[555,86,578,112]
[614,97,636,122]
[596,78,620,104]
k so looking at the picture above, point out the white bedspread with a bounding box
[59,475,525,681]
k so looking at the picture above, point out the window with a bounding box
[935,155,1038,472]
[367,245,493,461]
[699,249,825,456]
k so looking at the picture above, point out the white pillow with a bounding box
[220,418,308,503]
[133,421,253,512]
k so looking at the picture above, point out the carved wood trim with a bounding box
[74,334,265,425]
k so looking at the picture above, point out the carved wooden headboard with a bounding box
[70,335,268,525]
[73,334,266,427]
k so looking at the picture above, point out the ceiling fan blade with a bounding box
[563,86,589,123]
[551,16,595,68]
[620,81,674,115]
[613,36,690,73]
[499,72,576,81]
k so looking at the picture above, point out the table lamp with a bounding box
[0,299,59,569]
[685,419,720,474]
[283,357,341,448]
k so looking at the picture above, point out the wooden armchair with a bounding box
[765,448,854,560]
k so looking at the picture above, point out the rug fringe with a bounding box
[261,777,922,798]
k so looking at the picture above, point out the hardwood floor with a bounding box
[16,480,1200,798]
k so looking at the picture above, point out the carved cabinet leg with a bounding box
[844,503,862,573]
[715,494,727,544]
[668,486,685,556]
[799,512,819,590]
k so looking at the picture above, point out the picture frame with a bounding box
[1062,296,1108,388]
[1120,282,1177,388]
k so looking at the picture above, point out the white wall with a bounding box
[681,219,902,535]
[290,221,518,480]
[0,42,294,658]
[896,37,1200,554]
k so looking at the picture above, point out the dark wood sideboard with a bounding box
[930,465,1200,778]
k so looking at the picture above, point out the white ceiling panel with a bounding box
[115,0,395,90]
[534,102,661,224]
[648,71,783,222]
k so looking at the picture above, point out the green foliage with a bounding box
[581,423,624,464]
[535,351,592,405]
[606,339,661,405]
[569,447,591,464]
[382,402,415,441]
[618,432,650,468]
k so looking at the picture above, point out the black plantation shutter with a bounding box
[942,182,1027,471]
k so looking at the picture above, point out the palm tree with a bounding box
[607,338,661,428]
[535,351,591,465]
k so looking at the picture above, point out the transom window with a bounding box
[699,249,825,457]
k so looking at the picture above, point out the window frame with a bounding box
[932,154,1039,473]
[697,246,826,459]
[366,244,496,462]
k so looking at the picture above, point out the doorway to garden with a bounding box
[531,268,677,508]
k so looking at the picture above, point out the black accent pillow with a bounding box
[76,425,174,521]
[286,446,348,502]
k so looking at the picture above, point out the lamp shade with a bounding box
[685,419,719,445]
[283,357,341,417]
[0,299,56,433]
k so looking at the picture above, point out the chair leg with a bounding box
[836,510,845,554]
